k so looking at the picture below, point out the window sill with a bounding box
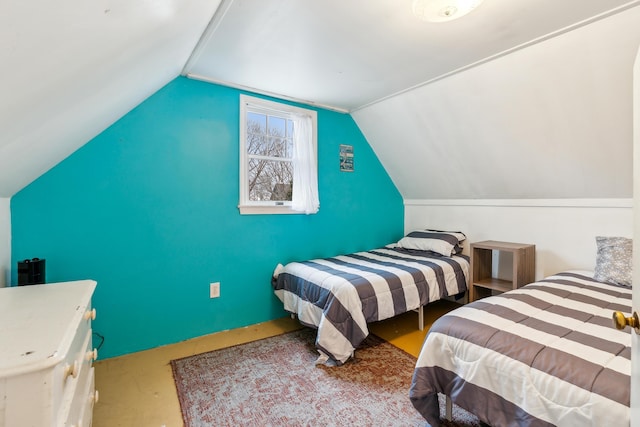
[238,205,305,215]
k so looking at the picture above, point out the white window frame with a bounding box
[239,94,318,215]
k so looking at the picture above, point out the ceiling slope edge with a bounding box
[352,0,640,113]
[181,0,349,113]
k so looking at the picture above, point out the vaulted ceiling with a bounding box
[2,0,639,198]
[184,0,639,112]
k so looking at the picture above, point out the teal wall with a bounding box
[11,77,404,359]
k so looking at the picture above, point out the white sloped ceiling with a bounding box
[352,6,640,199]
[0,0,221,197]
[1,0,639,200]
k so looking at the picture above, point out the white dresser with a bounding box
[0,280,98,427]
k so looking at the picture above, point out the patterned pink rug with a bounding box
[171,328,480,426]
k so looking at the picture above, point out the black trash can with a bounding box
[17,258,46,286]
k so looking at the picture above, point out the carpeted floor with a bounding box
[171,328,480,426]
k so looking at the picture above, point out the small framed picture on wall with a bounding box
[340,144,354,172]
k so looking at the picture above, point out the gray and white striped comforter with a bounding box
[410,271,631,427]
[272,247,469,364]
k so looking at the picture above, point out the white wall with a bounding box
[0,198,10,287]
[405,199,632,280]
[354,6,640,200]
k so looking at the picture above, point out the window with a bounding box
[239,95,319,215]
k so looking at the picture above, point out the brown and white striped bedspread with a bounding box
[410,271,631,427]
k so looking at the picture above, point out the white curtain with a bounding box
[291,114,319,214]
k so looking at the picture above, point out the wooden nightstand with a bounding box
[469,240,535,302]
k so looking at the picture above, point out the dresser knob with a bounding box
[84,308,97,321]
[93,390,99,404]
[63,361,79,380]
[86,348,98,361]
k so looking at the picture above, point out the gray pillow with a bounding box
[593,236,632,288]
[396,230,466,257]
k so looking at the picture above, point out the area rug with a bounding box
[171,328,480,427]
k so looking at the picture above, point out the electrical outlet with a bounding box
[210,282,220,299]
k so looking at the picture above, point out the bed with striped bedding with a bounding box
[272,246,469,365]
[409,271,631,427]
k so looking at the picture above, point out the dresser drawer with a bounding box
[62,367,95,427]
[57,325,95,426]
[78,368,96,427]
[52,303,94,420]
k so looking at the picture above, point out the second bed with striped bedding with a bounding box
[272,246,469,365]
[410,271,631,427]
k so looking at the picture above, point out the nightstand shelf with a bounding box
[469,240,535,302]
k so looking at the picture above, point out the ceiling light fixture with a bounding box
[412,0,484,23]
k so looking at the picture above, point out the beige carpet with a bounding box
[171,328,480,426]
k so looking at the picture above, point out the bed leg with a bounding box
[445,395,453,421]
[418,305,424,331]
